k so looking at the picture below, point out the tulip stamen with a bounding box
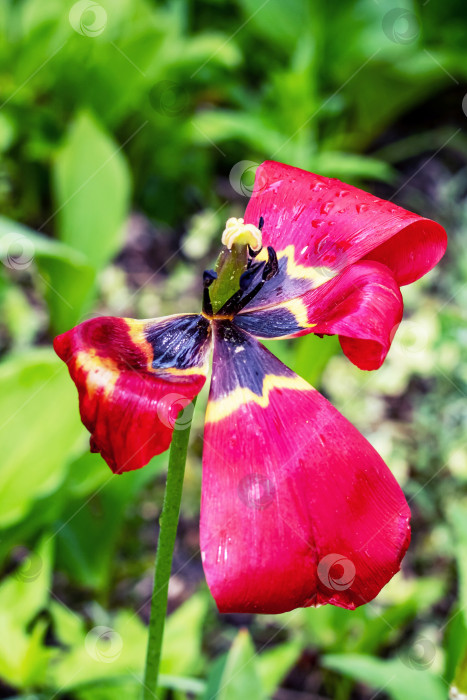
[221,217,262,251]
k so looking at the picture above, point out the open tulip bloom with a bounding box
[55,161,447,615]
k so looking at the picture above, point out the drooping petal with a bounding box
[54,314,211,473]
[200,321,410,614]
[242,160,446,310]
[235,261,403,370]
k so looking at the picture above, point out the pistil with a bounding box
[207,217,263,314]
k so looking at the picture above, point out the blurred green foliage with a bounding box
[0,0,466,698]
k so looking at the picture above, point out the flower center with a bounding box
[202,216,278,318]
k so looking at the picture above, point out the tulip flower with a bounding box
[54,161,446,617]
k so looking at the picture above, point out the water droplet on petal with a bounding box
[216,531,228,564]
[320,201,334,215]
[311,181,326,192]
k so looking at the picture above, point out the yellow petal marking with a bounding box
[125,318,155,372]
[278,298,317,330]
[255,244,336,287]
[206,373,315,423]
[75,350,119,399]
[161,364,210,379]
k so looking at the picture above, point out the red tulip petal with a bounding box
[54,314,211,473]
[201,321,410,614]
[235,261,403,370]
[243,160,446,310]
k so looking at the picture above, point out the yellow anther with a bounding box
[221,217,262,251]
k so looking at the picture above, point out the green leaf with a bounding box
[36,254,96,333]
[190,110,284,153]
[50,593,207,691]
[0,539,55,689]
[351,577,446,656]
[62,675,205,700]
[169,33,241,69]
[0,112,16,152]
[452,642,467,695]
[0,216,95,331]
[280,576,446,657]
[161,592,208,676]
[444,609,467,687]
[449,502,467,626]
[50,600,85,649]
[257,641,302,696]
[202,653,229,700]
[235,0,310,48]
[214,629,265,700]
[53,111,131,269]
[292,334,340,387]
[49,607,145,690]
[0,350,84,528]
[0,538,52,632]
[0,491,63,567]
[0,218,87,267]
[323,654,446,700]
[55,452,165,591]
[2,286,43,348]
[313,151,395,183]
[74,683,142,700]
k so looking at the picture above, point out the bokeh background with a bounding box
[0,0,466,698]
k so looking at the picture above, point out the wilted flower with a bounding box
[54,161,446,613]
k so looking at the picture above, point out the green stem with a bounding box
[142,397,197,699]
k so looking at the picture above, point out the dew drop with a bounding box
[320,201,333,215]
[337,189,350,197]
[356,203,368,214]
[292,203,306,220]
[311,181,326,192]
[311,219,325,228]
[273,415,282,434]
[216,531,228,564]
